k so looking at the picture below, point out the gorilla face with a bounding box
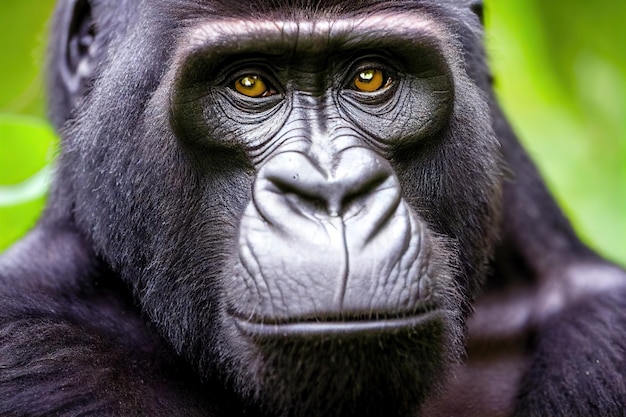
[51,1,501,416]
[175,17,460,322]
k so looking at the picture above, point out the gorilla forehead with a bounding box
[166,0,426,14]
[150,0,479,25]
[128,0,483,84]
[182,12,444,54]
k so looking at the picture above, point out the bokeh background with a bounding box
[1,0,625,265]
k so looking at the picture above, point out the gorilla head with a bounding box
[43,1,501,415]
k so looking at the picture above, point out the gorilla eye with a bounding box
[234,74,276,98]
[353,68,391,92]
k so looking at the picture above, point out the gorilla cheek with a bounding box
[228,146,436,324]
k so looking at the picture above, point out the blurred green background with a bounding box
[0,1,624,264]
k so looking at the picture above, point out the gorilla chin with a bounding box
[235,315,458,417]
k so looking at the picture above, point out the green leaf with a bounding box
[0,165,52,206]
[0,114,57,251]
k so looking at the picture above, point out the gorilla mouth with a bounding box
[232,308,443,336]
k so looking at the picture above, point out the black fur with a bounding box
[1,1,625,416]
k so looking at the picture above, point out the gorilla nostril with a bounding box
[266,173,329,214]
[340,171,390,213]
[261,151,395,218]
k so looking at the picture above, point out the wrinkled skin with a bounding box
[1,1,625,417]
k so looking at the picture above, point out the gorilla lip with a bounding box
[231,308,443,336]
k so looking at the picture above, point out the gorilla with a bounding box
[1,0,625,416]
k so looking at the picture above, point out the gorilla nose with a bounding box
[257,148,397,218]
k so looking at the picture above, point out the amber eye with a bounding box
[234,75,275,98]
[353,68,389,92]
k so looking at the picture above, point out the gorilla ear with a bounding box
[469,1,484,25]
[58,0,98,105]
